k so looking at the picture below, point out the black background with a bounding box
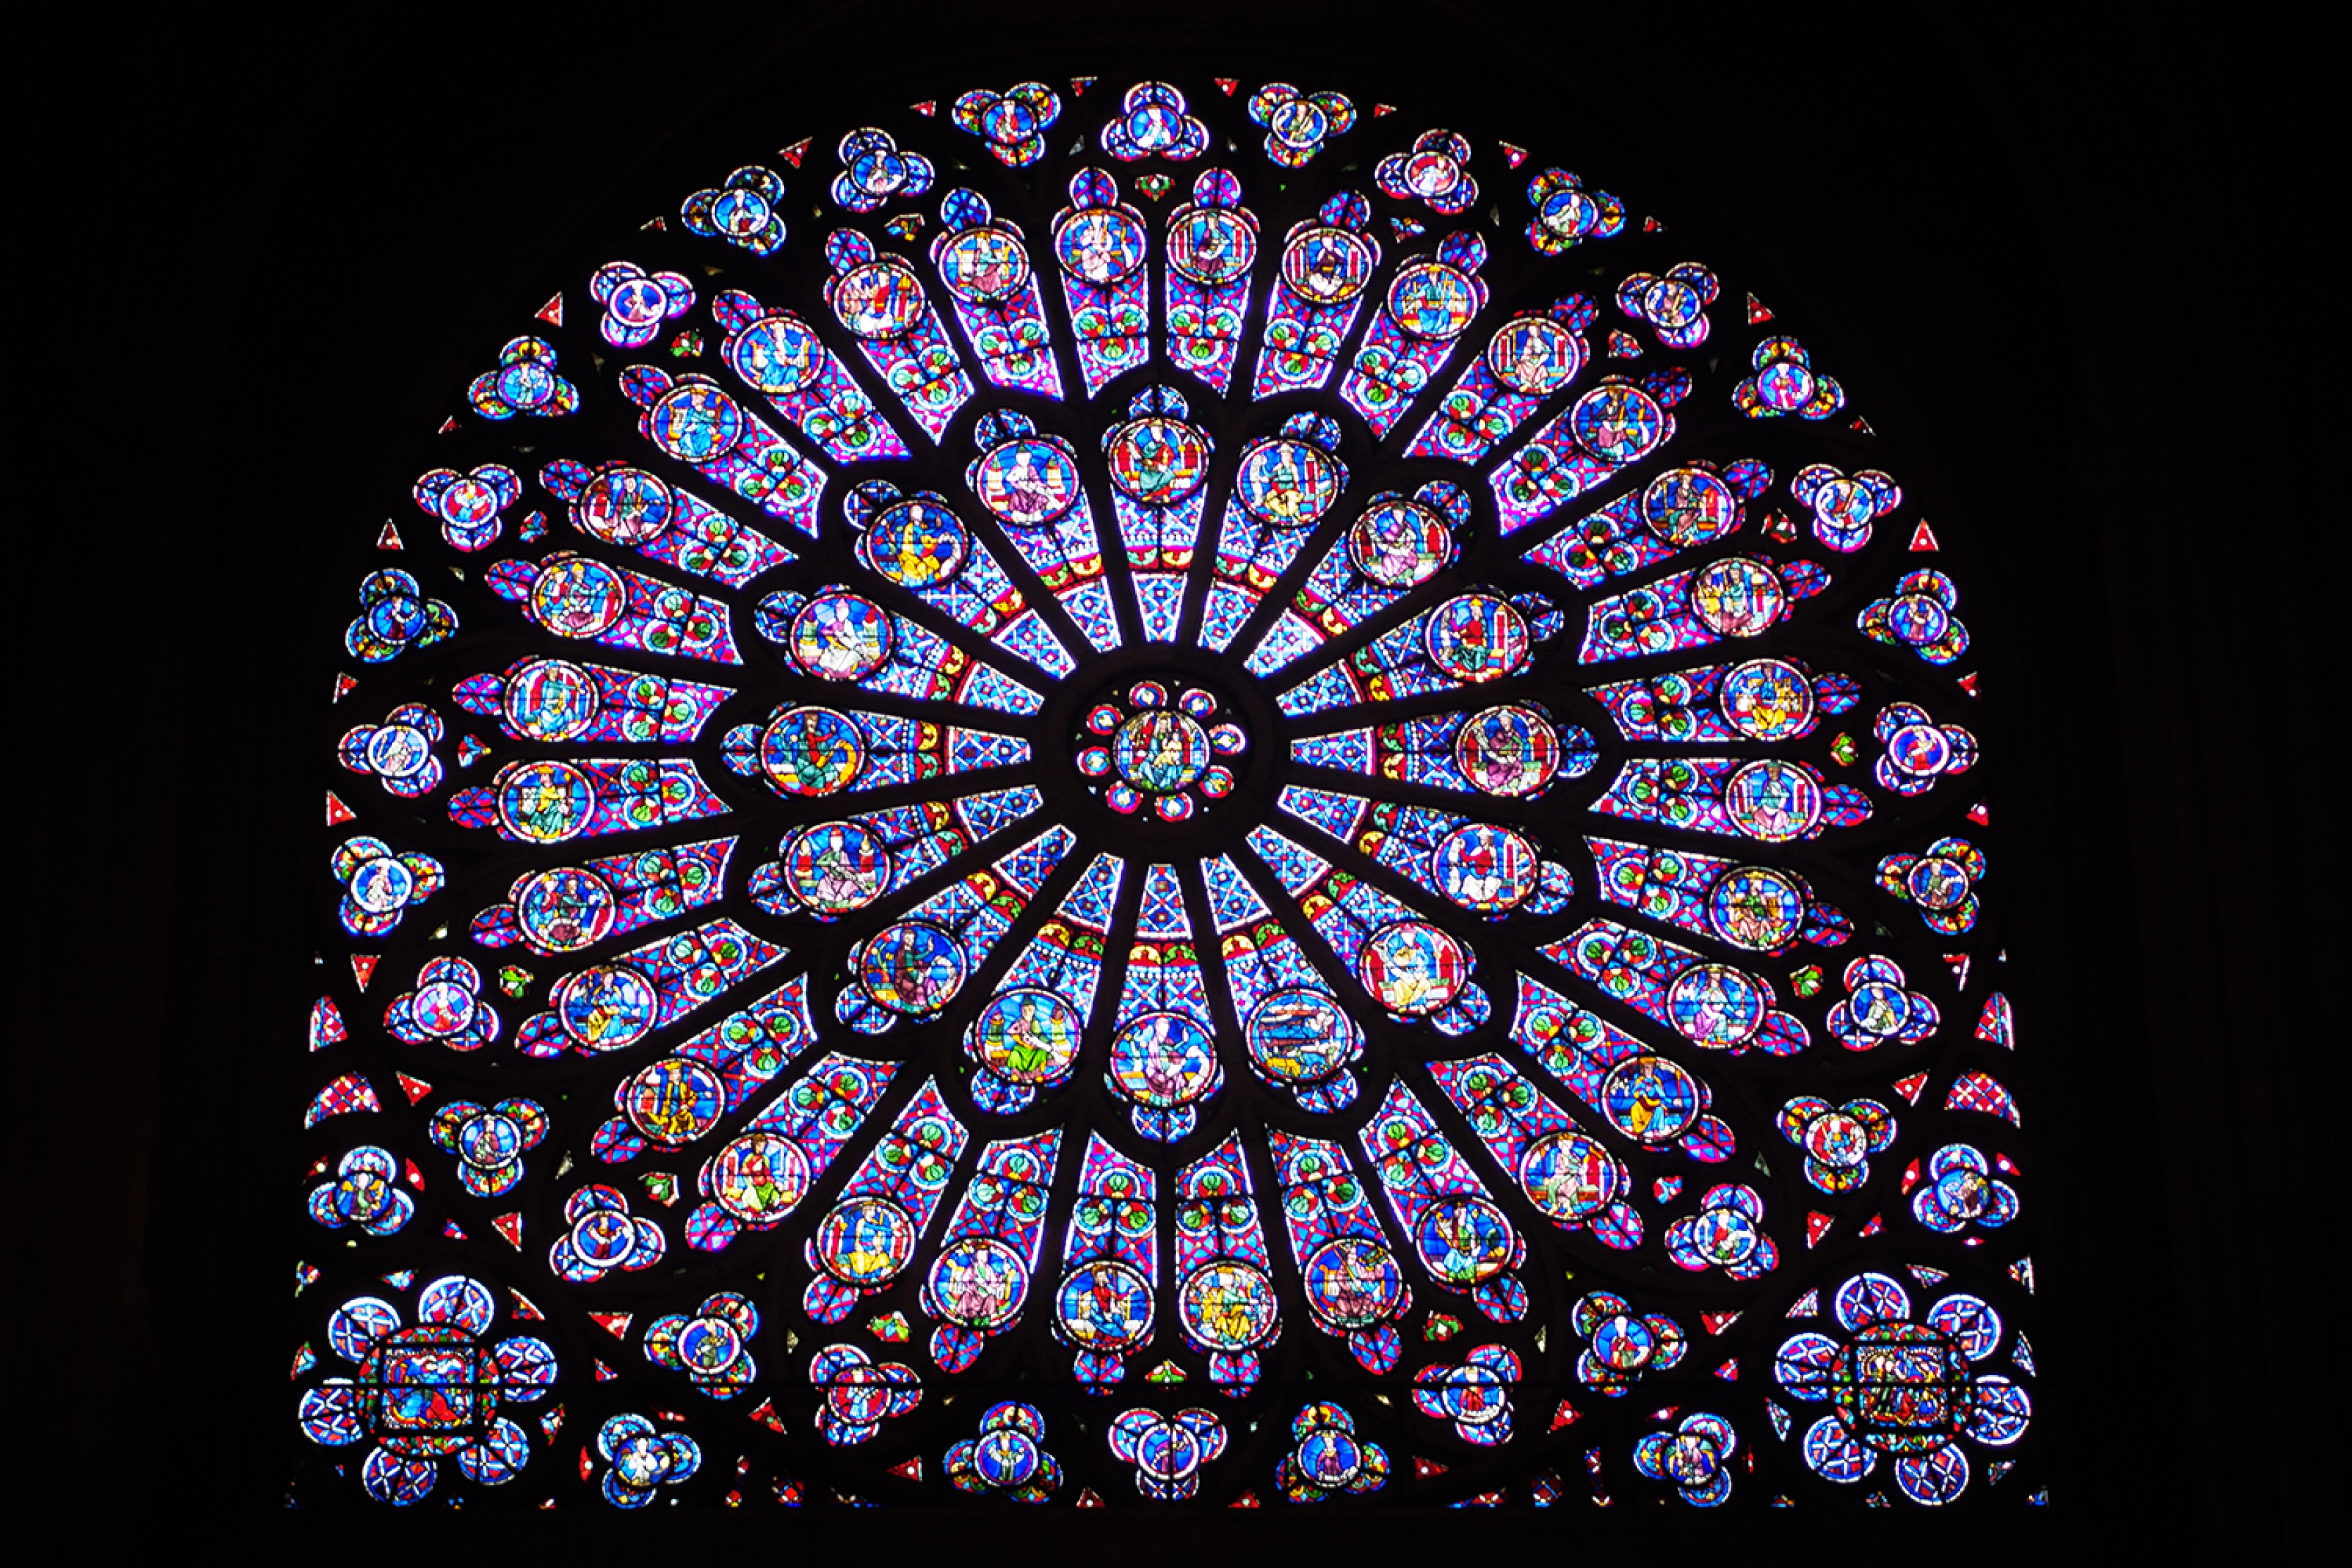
[8,1,2327,1559]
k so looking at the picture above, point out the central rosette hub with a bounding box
[1075,679,1245,821]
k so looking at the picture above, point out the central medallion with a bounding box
[1075,679,1245,821]
[1115,709,1210,792]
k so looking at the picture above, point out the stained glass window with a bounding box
[296,72,2037,1512]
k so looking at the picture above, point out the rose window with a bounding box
[299,70,2033,1512]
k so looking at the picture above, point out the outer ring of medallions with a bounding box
[1036,640,1279,858]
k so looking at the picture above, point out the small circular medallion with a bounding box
[410,980,476,1037]
[360,576,428,643]
[1639,276,1707,334]
[502,658,600,740]
[936,226,1030,305]
[1570,383,1666,462]
[1108,1012,1218,1107]
[728,315,823,394]
[1719,657,1815,740]
[1486,316,1583,394]
[1112,710,1212,793]
[1386,261,1477,340]
[624,1058,727,1146]
[1887,722,1952,776]
[1593,1312,1657,1371]
[814,1197,918,1285]
[1888,593,1951,645]
[862,498,968,589]
[1536,184,1598,243]
[1641,467,1739,548]
[1850,980,1917,1039]
[1235,439,1341,526]
[1178,1260,1279,1350]
[790,592,893,681]
[1298,1427,1364,1488]
[1708,865,1807,951]
[1301,1237,1405,1329]
[1395,150,1460,198]
[514,866,618,951]
[1666,963,1769,1049]
[1169,208,1256,284]
[1244,990,1356,1085]
[1756,358,1817,412]
[1519,1132,1621,1221]
[363,723,434,780]
[676,1315,744,1374]
[459,1113,523,1168]
[709,186,773,239]
[1930,1166,1995,1222]
[1056,1259,1155,1350]
[498,759,594,843]
[1348,500,1450,587]
[1811,474,1878,547]
[493,360,556,413]
[1690,557,1787,637]
[1724,759,1823,842]
[974,1428,1042,1489]
[530,557,628,640]
[1105,417,1210,504]
[574,1207,636,1267]
[707,1131,811,1222]
[833,259,928,339]
[1454,705,1560,797]
[436,473,502,529]
[1267,96,1329,150]
[1134,1419,1203,1486]
[577,468,674,545]
[553,963,659,1051]
[759,707,865,796]
[856,921,968,1014]
[1598,1053,1705,1144]
[1429,824,1541,913]
[649,382,745,462]
[928,1237,1030,1330]
[783,821,890,913]
[1414,1196,1515,1285]
[1693,1204,1761,1267]
[1425,593,1530,683]
[1053,207,1148,286]
[1906,856,1973,911]
[972,439,1080,529]
[1279,226,1375,304]
[969,988,1085,1085]
[1804,1111,1872,1171]
[1359,921,1469,1015]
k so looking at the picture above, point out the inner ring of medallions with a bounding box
[1044,645,1276,846]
